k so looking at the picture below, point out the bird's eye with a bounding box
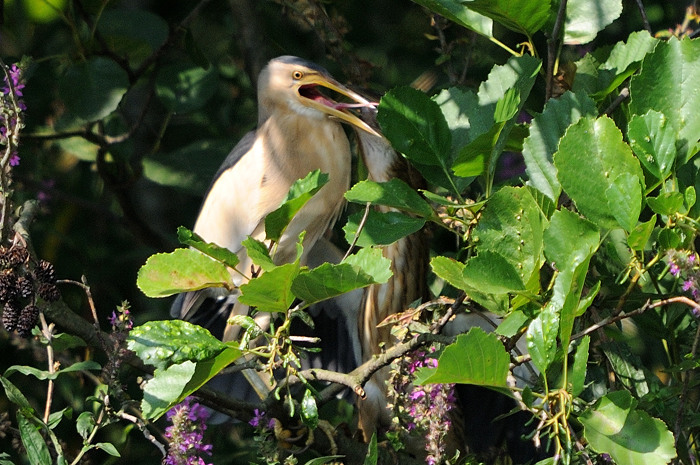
[292,70,304,80]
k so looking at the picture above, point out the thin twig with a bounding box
[38,312,56,424]
[572,296,700,341]
[633,0,652,33]
[342,202,371,261]
[546,0,568,100]
[603,87,630,116]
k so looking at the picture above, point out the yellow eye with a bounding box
[292,70,304,80]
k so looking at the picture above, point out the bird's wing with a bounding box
[171,130,260,322]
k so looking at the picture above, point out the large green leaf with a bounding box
[628,110,678,180]
[58,57,129,122]
[344,179,433,217]
[580,391,676,465]
[475,54,541,180]
[378,87,457,192]
[522,91,596,200]
[416,327,509,386]
[137,248,232,297]
[97,8,168,65]
[409,0,492,36]
[554,116,644,229]
[462,0,551,36]
[543,209,599,349]
[239,262,300,313]
[127,320,228,371]
[155,61,218,113]
[571,336,590,397]
[605,173,643,233]
[472,186,546,287]
[630,37,700,164]
[526,304,559,375]
[343,210,425,247]
[291,247,392,305]
[18,412,52,465]
[563,0,622,45]
[462,250,526,295]
[430,256,509,313]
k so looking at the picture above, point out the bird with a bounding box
[171,55,378,356]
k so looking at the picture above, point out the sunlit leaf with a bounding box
[137,249,232,297]
[343,210,425,247]
[580,391,676,465]
[564,0,622,45]
[345,179,433,217]
[416,327,509,386]
[239,262,300,313]
[177,227,240,268]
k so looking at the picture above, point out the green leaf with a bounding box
[142,362,196,419]
[628,215,656,252]
[430,256,509,314]
[495,310,530,338]
[155,61,218,113]
[292,247,392,305]
[494,87,521,123]
[461,0,551,36]
[241,237,275,272]
[378,86,451,167]
[300,389,319,429]
[522,91,597,200]
[605,173,643,232]
[239,263,300,313]
[573,31,658,98]
[628,110,677,179]
[472,186,547,288]
[452,122,502,177]
[343,210,425,247]
[563,0,622,45]
[378,87,457,192]
[17,412,51,465]
[580,391,676,465]
[630,37,700,164]
[95,443,120,457]
[59,57,129,122]
[410,0,492,36]
[76,412,95,440]
[345,179,433,217]
[97,9,168,65]
[305,457,346,465]
[462,251,526,294]
[416,327,509,386]
[0,375,34,412]
[526,304,560,375]
[265,170,329,242]
[142,139,232,195]
[364,433,378,465]
[543,209,599,349]
[434,87,490,152]
[5,360,101,380]
[177,227,240,268]
[554,115,644,229]
[685,186,696,210]
[647,192,685,217]
[137,248,232,298]
[602,341,652,398]
[571,336,590,397]
[127,320,227,371]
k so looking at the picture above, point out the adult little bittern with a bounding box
[171,56,378,344]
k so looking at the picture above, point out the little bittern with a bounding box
[171,56,377,343]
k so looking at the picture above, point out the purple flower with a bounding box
[164,397,213,465]
[670,262,681,276]
[683,280,694,292]
[9,152,20,166]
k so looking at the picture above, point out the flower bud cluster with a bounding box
[667,250,700,317]
[0,245,61,337]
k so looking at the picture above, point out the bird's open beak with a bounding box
[298,76,381,138]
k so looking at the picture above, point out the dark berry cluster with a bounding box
[0,245,61,337]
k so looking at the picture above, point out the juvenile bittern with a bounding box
[171,56,377,343]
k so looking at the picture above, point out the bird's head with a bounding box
[258,56,380,137]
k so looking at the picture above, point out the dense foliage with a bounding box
[1,1,700,464]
